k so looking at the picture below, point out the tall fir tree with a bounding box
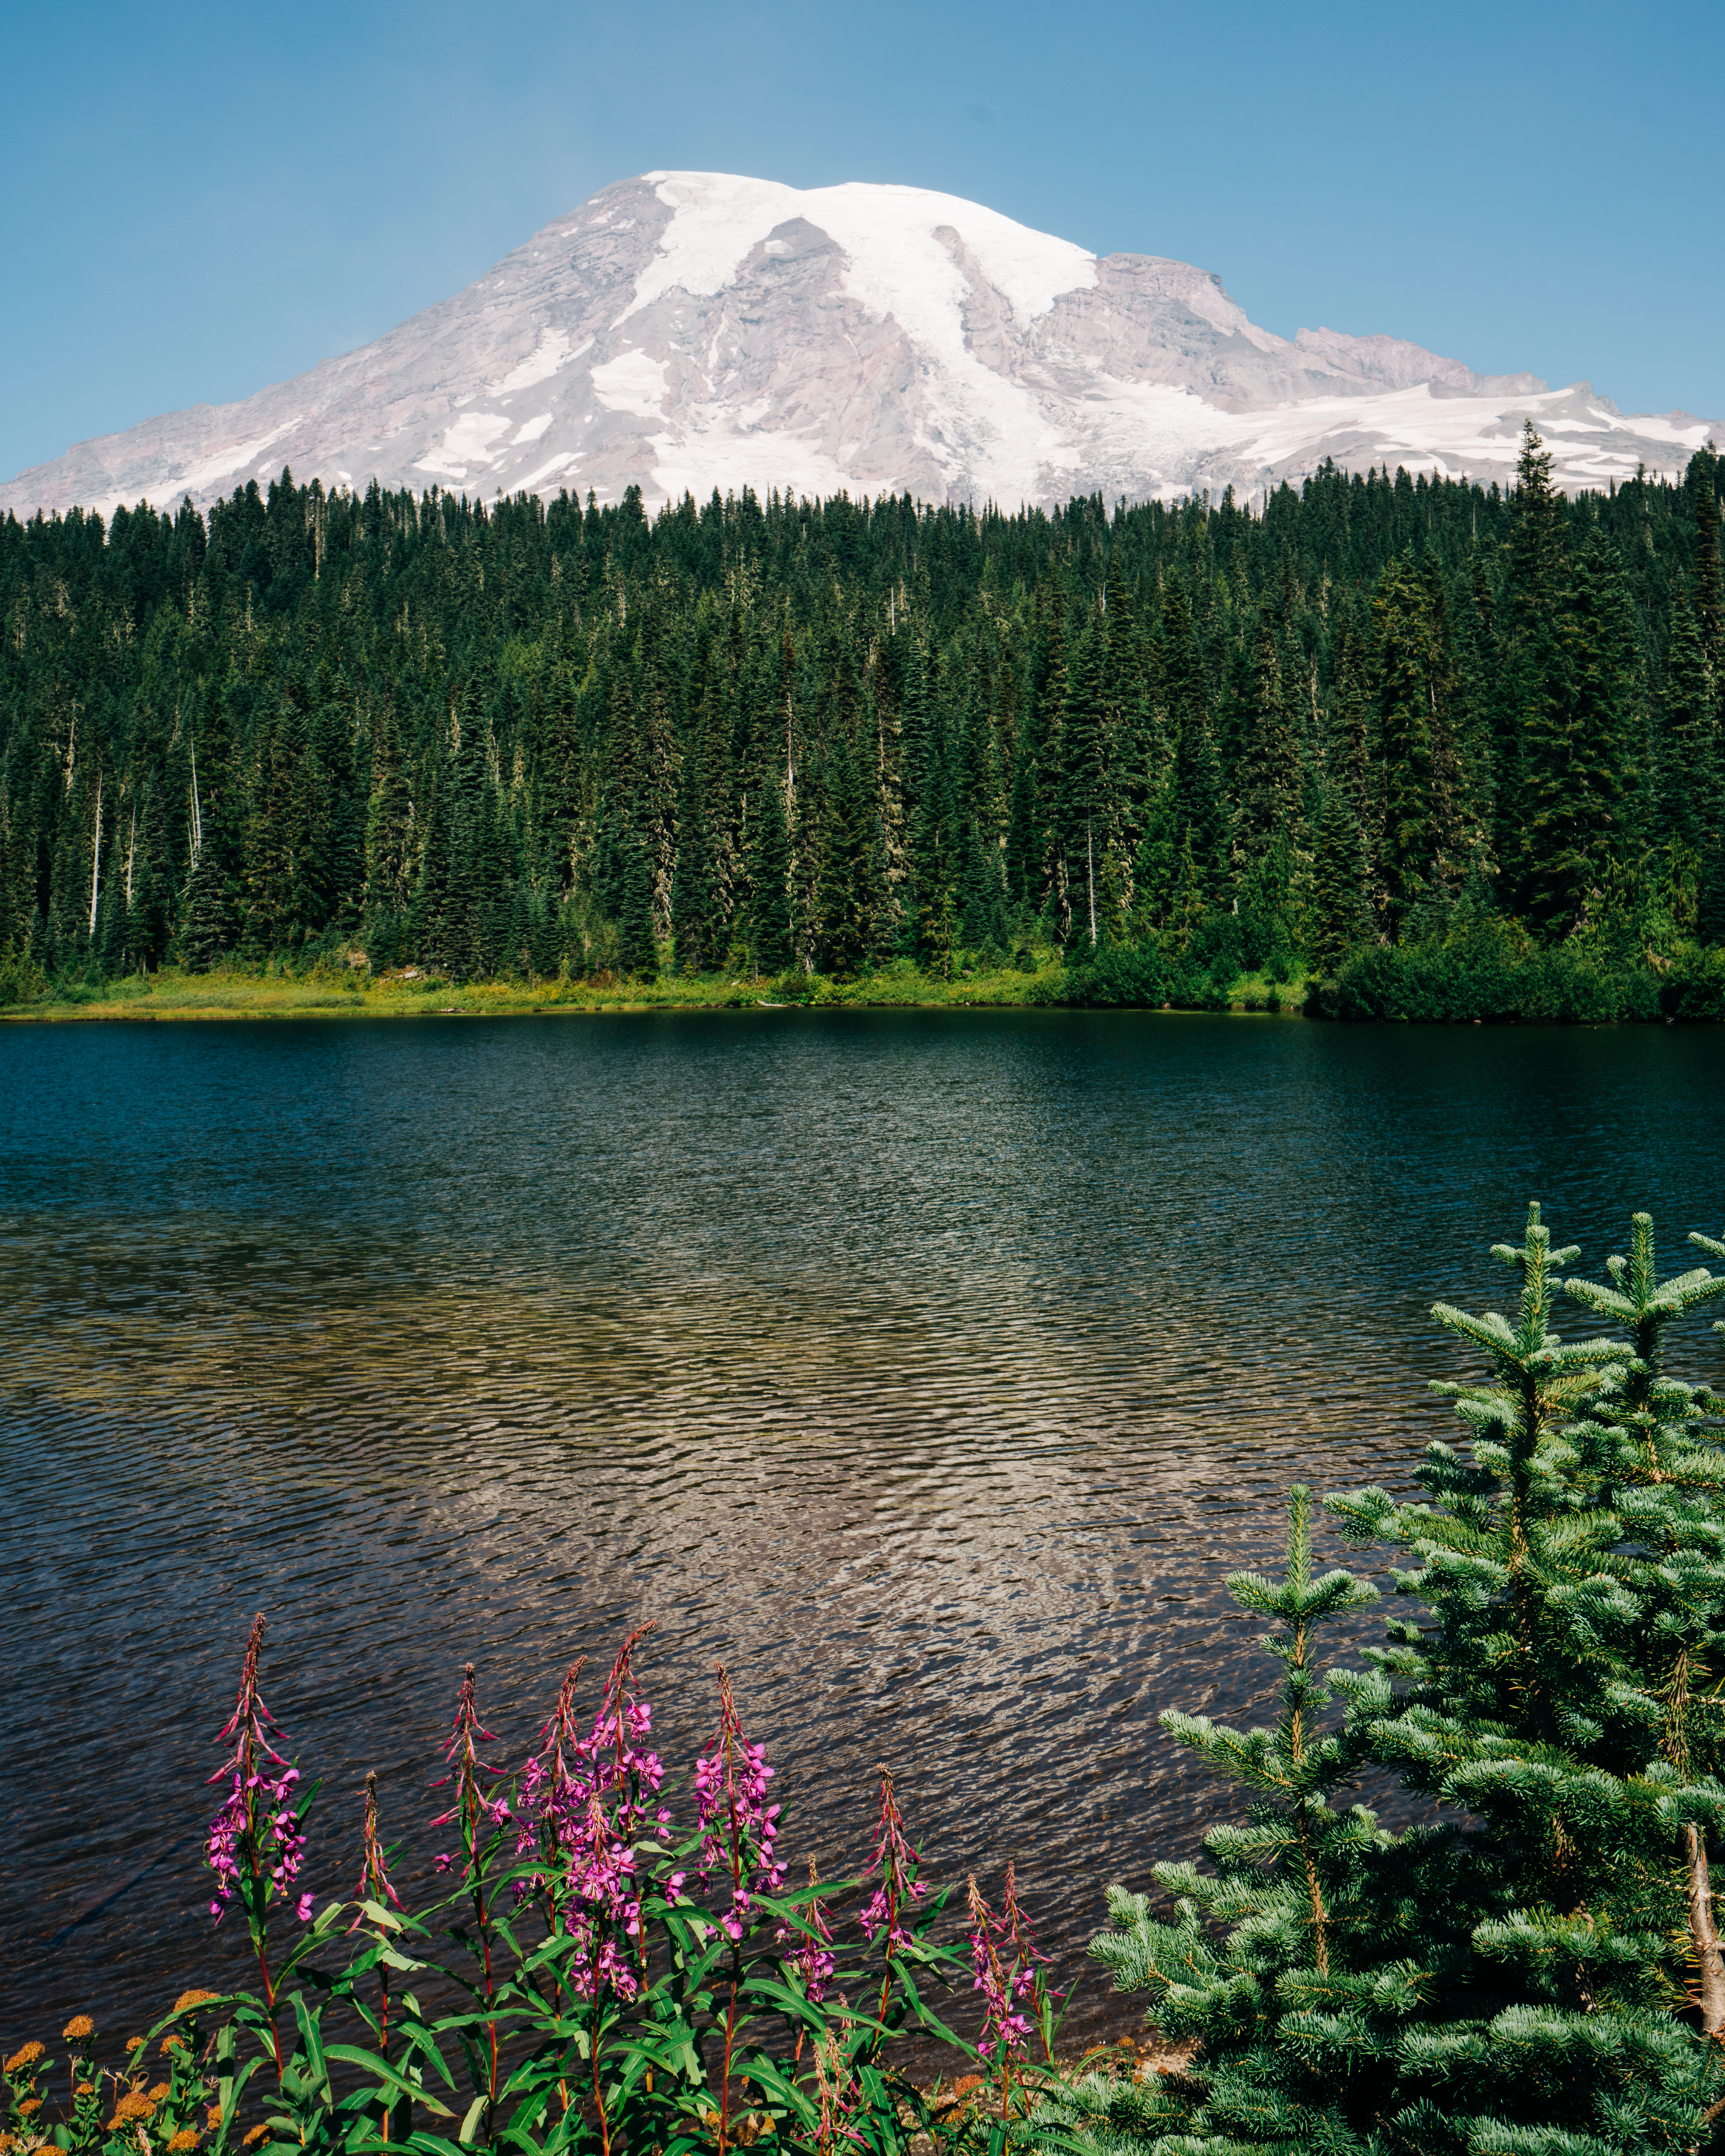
[1497,422,1571,914]
[742,770,792,975]
[1371,550,1435,937]
[669,731,720,975]
[1522,528,1634,936]
[1307,779,1370,975]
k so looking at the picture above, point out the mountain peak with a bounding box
[3,173,1715,517]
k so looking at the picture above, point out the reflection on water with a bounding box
[2,1010,1721,2040]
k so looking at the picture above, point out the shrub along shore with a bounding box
[5,922,1724,1026]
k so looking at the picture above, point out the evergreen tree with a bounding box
[1038,1487,1453,2153]
[1329,1204,1725,2154]
[1235,612,1304,864]
[1163,582,1229,914]
[1523,529,1634,936]
[613,825,657,979]
[1690,445,1723,677]
[742,772,792,975]
[670,735,720,975]
[1495,425,1571,911]
[1055,614,1110,946]
[1659,586,1712,858]
[813,727,876,975]
[907,718,960,972]
[180,840,236,970]
[177,709,241,971]
[1047,1201,1725,2156]
[364,694,415,928]
[127,777,173,967]
[1308,780,1370,975]
[1563,1214,1725,1785]
[1371,551,1435,938]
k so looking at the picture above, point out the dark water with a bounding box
[2,1009,1722,2046]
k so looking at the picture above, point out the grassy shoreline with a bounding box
[0,959,1318,1025]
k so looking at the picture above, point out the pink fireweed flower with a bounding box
[857,1767,927,1953]
[526,1625,664,2002]
[208,1613,291,1788]
[776,1859,837,2004]
[695,1666,786,1943]
[966,1867,1058,2063]
[966,1875,1019,2061]
[514,1657,586,1894]
[348,1771,405,1931]
[203,1617,313,1928]
[205,1764,310,1923]
[428,1662,508,1882]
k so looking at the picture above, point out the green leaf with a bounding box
[321,2048,454,2118]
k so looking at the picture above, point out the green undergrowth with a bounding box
[9,936,1724,1026]
[0,955,1073,1023]
[1312,933,1725,1024]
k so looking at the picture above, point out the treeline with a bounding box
[1,426,1721,1000]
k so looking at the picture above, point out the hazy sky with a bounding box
[4,0,1720,485]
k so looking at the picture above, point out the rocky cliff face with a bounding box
[4,171,1716,515]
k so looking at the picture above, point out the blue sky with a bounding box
[3,0,1720,486]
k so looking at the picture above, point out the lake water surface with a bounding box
[2,1010,1721,2042]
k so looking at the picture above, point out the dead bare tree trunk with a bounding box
[87,771,103,937]
[1687,1824,1725,2038]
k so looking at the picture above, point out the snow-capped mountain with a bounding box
[4,172,1717,517]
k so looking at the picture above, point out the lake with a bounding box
[2,1009,1721,2043]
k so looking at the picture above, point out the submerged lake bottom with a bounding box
[2,1010,1721,2041]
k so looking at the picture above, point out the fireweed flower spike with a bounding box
[515,1656,585,1908]
[350,1771,408,2128]
[350,1771,405,1924]
[777,1858,837,2008]
[428,1663,510,2124]
[550,1625,661,2156]
[694,1665,785,1942]
[695,1665,787,2156]
[965,1875,1030,2066]
[857,1764,930,2052]
[202,1615,314,2087]
[858,1766,926,1953]
[1000,1863,1059,2054]
[428,1662,510,1873]
[209,1614,291,1785]
[206,1613,313,1926]
[555,1626,665,1992]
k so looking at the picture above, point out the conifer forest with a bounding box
[2,425,1723,1015]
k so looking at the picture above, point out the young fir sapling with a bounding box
[1049,1203,1725,2156]
[1034,1483,1451,2153]
[1318,1205,1725,2152]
